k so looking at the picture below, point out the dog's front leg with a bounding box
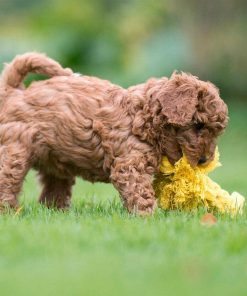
[110,156,157,215]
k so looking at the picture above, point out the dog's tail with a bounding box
[1,52,73,88]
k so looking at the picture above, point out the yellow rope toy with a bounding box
[153,148,245,215]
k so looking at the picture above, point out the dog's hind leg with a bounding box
[38,173,75,210]
[0,143,31,211]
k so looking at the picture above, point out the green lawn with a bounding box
[0,103,247,296]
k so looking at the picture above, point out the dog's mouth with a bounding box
[186,151,215,168]
[162,144,214,168]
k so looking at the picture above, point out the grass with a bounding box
[0,102,247,296]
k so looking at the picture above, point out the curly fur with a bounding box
[0,52,228,214]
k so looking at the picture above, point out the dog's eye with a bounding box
[195,123,205,131]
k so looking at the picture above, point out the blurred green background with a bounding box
[0,0,247,99]
[0,1,247,296]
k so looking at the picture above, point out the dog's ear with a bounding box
[156,73,201,126]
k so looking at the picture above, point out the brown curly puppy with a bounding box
[0,53,228,214]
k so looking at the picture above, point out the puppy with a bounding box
[0,53,228,214]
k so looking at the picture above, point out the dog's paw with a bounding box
[0,202,18,214]
[131,198,157,216]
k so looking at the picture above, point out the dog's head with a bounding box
[150,72,228,166]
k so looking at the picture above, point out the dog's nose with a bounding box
[198,156,207,165]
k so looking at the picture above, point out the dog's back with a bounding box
[0,53,131,183]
